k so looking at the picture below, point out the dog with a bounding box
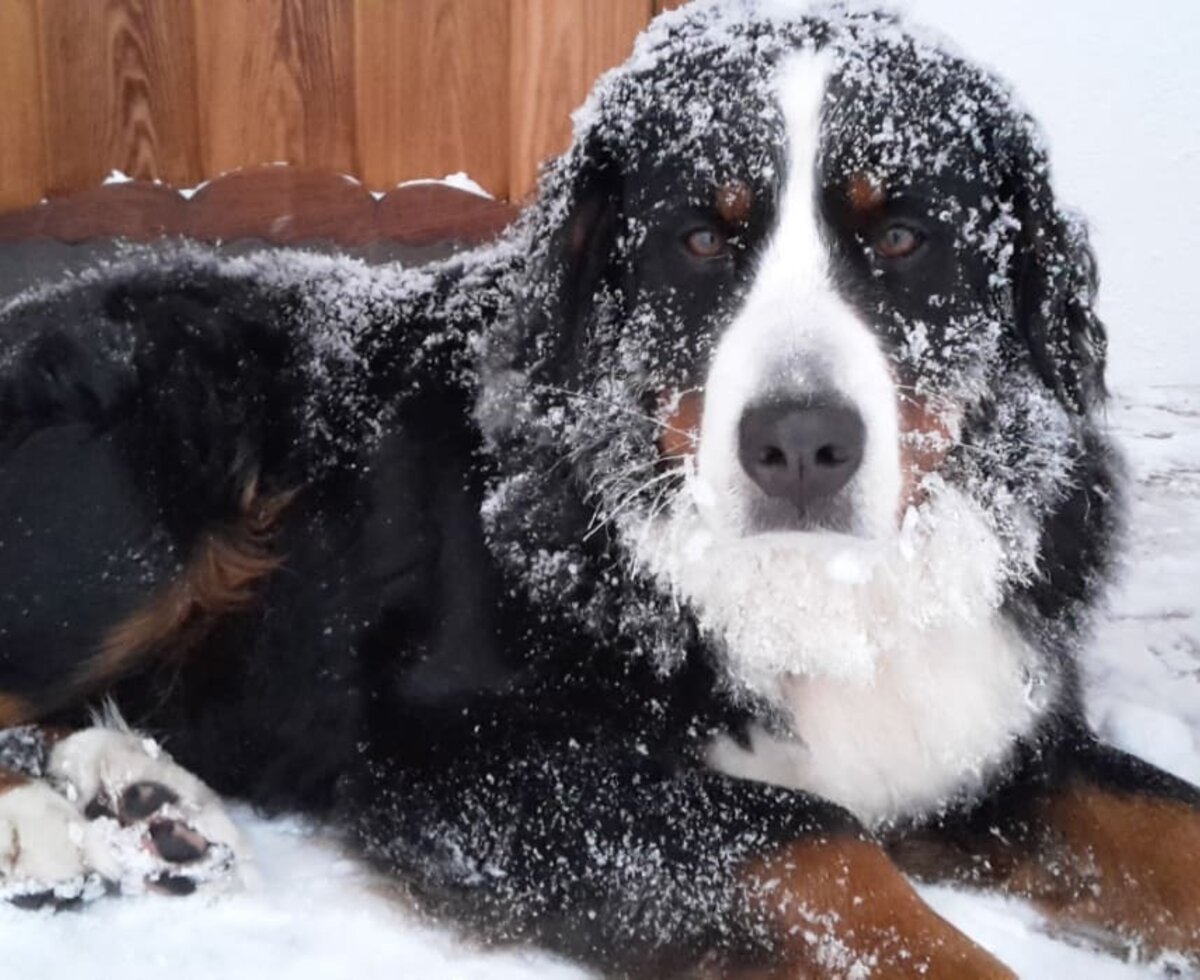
[1,3,1198,976]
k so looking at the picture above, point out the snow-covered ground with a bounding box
[3,2,1198,978]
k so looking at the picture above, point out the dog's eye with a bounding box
[873,223,925,260]
[683,227,729,259]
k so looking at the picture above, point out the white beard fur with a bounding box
[623,476,1053,827]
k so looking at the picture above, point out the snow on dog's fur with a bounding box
[4,3,1198,977]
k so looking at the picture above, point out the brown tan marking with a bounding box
[657,389,704,462]
[1005,786,1200,960]
[82,479,296,692]
[736,837,1014,979]
[0,693,34,728]
[0,769,29,793]
[898,393,955,509]
[716,180,754,225]
[655,388,957,513]
[847,171,886,214]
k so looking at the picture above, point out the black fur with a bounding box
[0,6,1195,976]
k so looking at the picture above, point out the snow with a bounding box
[0,811,587,980]
[630,479,1010,689]
[397,172,494,199]
[2,803,1186,980]
[3,2,1198,978]
[100,165,493,202]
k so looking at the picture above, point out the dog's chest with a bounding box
[705,618,1048,827]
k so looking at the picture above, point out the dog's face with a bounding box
[484,5,1107,681]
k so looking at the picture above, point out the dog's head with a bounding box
[481,3,1110,678]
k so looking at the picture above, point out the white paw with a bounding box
[0,780,108,907]
[0,726,255,907]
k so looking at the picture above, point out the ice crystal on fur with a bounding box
[627,478,1008,691]
[475,0,1110,714]
[0,727,51,779]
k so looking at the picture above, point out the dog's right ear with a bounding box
[523,134,624,372]
[553,134,624,320]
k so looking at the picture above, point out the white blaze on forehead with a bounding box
[754,51,831,297]
[693,50,900,538]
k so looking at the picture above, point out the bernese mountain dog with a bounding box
[1,3,1197,977]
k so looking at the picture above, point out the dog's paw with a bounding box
[0,726,253,907]
[0,778,109,908]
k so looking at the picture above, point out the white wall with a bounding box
[898,0,1200,390]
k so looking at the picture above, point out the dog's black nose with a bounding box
[738,401,865,509]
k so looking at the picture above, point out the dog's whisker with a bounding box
[531,383,698,440]
[591,458,662,497]
[585,470,682,541]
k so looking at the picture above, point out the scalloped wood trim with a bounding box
[0,168,518,247]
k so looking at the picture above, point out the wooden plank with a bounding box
[355,0,509,199]
[509,0,652,202]
[654,0,690,12]
[0,0,45,210]
[193,0,357,179]
[0,182,187,242]
[0,175,517,247]
[378,184,517,245]
[37,0,202,197]
[189,167,375,243]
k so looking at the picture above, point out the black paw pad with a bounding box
[8,889,86,912]
[84,792,116,821]
[147,873,196,897]
[119,781,179,823]
[148,819,209,864]
[9,889,57,911]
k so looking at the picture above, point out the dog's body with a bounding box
[1,4,1198,976]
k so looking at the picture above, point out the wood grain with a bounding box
[2,0,662,209]
[38,0,201,197]
[509,0,651,201]
[189,167,375,243]
[193,0,357,179]
[355,0,510,198]
[0,0,45,212]
[377,183,516,245]
[38,182,187,242]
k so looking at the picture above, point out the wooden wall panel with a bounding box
[0,0,45,211]
[654,0,690,12]
[193,0,357,178]
[2,0,665,210]
[355,0,510,198]
[37,0,202,197]
[509,0,650,201]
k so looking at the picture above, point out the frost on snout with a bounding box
[656,389,703,464]
[654,382,956,533]
[898,392,960,510]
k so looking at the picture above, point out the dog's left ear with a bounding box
[1009,126,1108,414]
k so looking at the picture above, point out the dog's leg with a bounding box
[0,423,180,721]
[735,834,1013,979]
[348,735,1011,978]
[0,724,252,907]
[892,737,1200,965]
[1001,741,1200,963]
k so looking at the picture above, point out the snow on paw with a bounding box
[45,727,256,897]
[0,778,109,909]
